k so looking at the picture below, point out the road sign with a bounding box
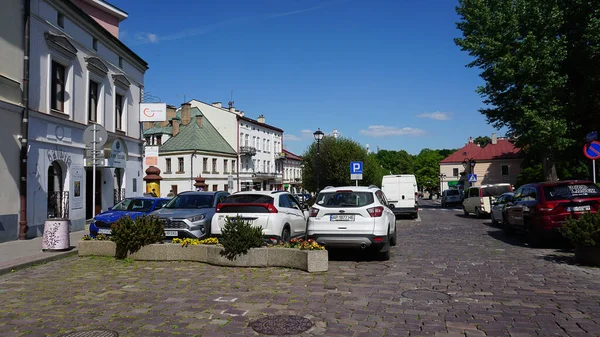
[83,124,108,148]
[468,174,477,183]
[584,141,600,160]
[350,161,363,181]
[586,131,598,143]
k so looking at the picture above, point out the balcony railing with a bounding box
[253,172,282,179]
[239,146,257,156]
[48,191,69,219]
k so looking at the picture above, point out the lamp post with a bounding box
[313,128,324,193]
[462,158,476,188]
[438,173,447,194]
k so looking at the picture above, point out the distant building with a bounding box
[439,134,522,191]
[282,149,303,194]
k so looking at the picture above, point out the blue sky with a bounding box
[113,0,505,156]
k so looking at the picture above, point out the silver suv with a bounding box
[151,191,229,239]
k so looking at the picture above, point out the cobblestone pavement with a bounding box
[1,200,599,337]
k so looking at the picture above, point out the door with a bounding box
[377,191,396,235]
[281,194,306,235]
[507,187,526,227]
[85,168,102,219]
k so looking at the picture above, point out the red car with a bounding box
[505,180,600,245]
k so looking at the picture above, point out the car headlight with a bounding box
[188,214,205,222]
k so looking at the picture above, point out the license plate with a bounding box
[164,230,178,237]
[330,214,355,221]
[567,205,591,212]
[98,228,111,235]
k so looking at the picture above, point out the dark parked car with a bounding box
[490,192,514,226]
[505,180,600,245]
[150,191,229,239]
[90,197,170,237]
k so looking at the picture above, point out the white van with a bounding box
[462,183,513,218]
[381,175,419,218]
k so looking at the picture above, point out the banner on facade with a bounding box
[140,103,167,122]
[71,164,84,209]
[145,146,159,166]
[109,139,127,168]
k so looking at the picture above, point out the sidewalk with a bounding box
[0,230,87,275]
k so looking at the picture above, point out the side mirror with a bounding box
[302,204,309,211]
[388,204,395,209]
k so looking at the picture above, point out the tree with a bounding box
[301,136,381,192]
[455,0,580,181]
[375,149,414,174]
[414,149,444,191]
[473,136,491,148]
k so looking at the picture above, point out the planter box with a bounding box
[575,247,600,267]
[77,241,328,272]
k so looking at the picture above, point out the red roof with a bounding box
[440,139,520,164]
[283,149,302,161]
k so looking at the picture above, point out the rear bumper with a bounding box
[307,234,388,251]
[392,207,418,215]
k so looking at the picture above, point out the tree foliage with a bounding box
[455,0,600,182]
[473,136,491,148]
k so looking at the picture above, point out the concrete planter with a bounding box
[77,241,328,272]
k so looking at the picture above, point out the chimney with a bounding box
[257,114,265,123]
[172,118,180,137]
[468,136,473,144]
[196,115,203,128]
[491,133,497,145]
[161,105,177,126]
[212,102,222,108]
[143,121,153,130]
[229,106,235,113]
[181,103,191,125]
[240,111,245,117]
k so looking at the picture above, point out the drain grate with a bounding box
[59,329,119,337]
[401,289,451,302]
[250,315,313,335]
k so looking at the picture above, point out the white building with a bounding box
[188,100,285,191]
[0,1,24,242]
[23,0,148,238]
[143,103,238,196]
[282,149,304,194]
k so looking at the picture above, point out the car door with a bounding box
[279,194,305,235]
[378,191,396,235]
[507,187,525,227]
[491,195,504,220]
[287,194,308,235]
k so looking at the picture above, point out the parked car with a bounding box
[490,192,514,226]
[211,191,309,244]
[463,183,513,218]
[505,180,600,244]
[381,174,419,218]
[307,185,397,260]
[151,191,229,239]
[89,197,170,237]
[441,189,462,207]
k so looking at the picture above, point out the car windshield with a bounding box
[112,198,154,212]
[544,183,600,201]
[446,190,460,196]
[315,191,374,207]
[481,185,512,197]
[222,194,274,204]
[164,194,215,209]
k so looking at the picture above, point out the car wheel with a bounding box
[476,208,483,219]
[390,226,397,246]
[281,226,291,243]
[463,206,469,216]
[491,212,497,226]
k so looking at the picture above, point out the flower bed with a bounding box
[78,239,328,272]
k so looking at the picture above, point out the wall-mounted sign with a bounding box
[71,164,83,209]
[46,124,72,143]
[140,103,167,122]
[145,146,159,166]
[109,139,127,168]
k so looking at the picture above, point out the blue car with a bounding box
[89,197,170,237]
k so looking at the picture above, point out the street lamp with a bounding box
[462,158,476,188]
[313,128,324,193]
[438,173,447,193]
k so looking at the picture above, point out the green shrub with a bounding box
[220,216,264,260]
[111,215,165,259]
[562,212,600,248]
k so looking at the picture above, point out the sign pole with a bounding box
[92,125,97,218]
[356,179,358,187]
[594,159,596,184]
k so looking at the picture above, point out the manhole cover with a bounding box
[59,330,119,337]
[250,315,313,335]
[401,289,450,301]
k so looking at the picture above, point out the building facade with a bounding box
[282,149,303,194]
[0,0,24,242]
[188,100,285,191]
[439,134,522,192]
[24,0,148,238]
[143,103,238,196]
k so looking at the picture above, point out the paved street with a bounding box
[1,199,599,337]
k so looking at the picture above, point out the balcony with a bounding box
[252,172,282,180]
[239,146,257,156]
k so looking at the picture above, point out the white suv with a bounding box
[211,191,309,243]
[307,185,396,260]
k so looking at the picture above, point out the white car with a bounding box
[307,185,396,260]
[211,191,309,243]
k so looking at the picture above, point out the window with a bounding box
[203,158,208,172]
[88,80,98,122]
[232,160,236,173]
[92,38,98,51]
[224,184,228,191]
[263,139,266,152]
[453,168,459,177]
[267,161,270,173]
[245,135,249,146]
[51,61,66,112]
[212,184,218,192]
[156,136,162,145]
[224,159,228,173]
[166,158,172,173]
[212,158,218,173]
[132,178,137,192]
[501,165,509,176]
[57,12,64,28]
[171,185,178,195]
[177,157,184,173]
[118,56,123,68]
[267,140,270,153]
[115,94,124,130]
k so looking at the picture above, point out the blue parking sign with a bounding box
[350,162,363,174]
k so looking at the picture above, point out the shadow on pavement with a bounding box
[486,229,530,248]
[540,253,577,265]
[327,248,387,262]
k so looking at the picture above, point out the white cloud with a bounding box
[416,112,452,120]
[284,134,302,141]
[360,126,426,137]
[300,129,313,136]
[134,32,160,44]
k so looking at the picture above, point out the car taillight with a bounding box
[367,206,384,217]
[216,203,223,212]
[537,203,558,213]
[266,204,278,213]
[309,207,319,217]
